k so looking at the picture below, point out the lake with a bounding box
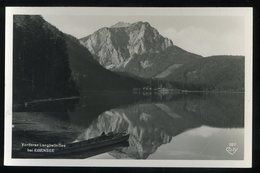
[12,92,244,160]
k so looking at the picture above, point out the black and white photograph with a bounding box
[4,7,252,167]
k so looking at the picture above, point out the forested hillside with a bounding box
[13,15,78,103]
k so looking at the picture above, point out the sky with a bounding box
[42,15,245,57]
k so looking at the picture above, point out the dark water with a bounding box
[12,92,244,160]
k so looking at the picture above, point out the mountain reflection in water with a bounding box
[75,93,244,159]
[12,93,244,160]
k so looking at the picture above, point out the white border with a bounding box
[4,7,253,167]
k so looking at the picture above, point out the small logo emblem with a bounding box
[226,142,238,155]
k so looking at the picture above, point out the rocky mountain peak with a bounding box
[111,21,131,28]
[80,21,173,69]
[132,21,151,27]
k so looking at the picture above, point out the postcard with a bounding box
[4,7,252,167]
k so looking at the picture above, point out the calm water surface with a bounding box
[12,92,244,160]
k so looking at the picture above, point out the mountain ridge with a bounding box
[79,21,244,90]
